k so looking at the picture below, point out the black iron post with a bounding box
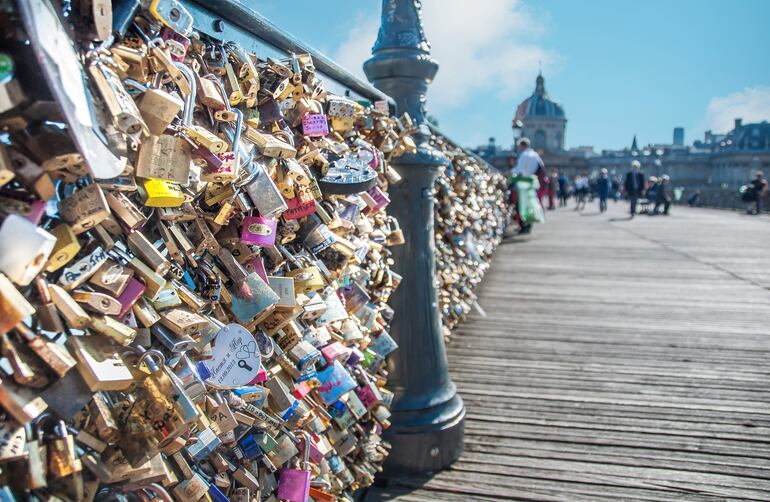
[364,0,465,475]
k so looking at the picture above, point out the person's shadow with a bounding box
[609,215,634,222]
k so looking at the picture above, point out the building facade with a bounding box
[515,73,566,153]
[473,77,770,210]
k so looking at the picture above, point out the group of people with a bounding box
[558,169,620,213]
[742,171,768,215]
[508,138,767,232]
[624,160,673,217]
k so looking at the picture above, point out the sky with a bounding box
[256,0,770,151]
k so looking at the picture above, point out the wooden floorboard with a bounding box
[366,203,770,501]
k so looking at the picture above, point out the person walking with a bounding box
[654,174,672,215]
[510,138,546,233]
[574,172,589,211]
[596,168,612,213]
[611,176,620,202]
[548,169,558,210]
[558,173,569,207]
[624,160,645,217]
[745,171,768,214]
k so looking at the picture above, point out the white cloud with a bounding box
[703,86,770,133]
[334,0,558,112]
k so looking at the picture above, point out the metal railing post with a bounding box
[363,0,465,475]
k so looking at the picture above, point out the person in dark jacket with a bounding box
[596,168,612,213]
[558,174,569,207]
[745,171,768,214]
[654,174,672,215]
[624,160,645,217]
[687,190,701,207]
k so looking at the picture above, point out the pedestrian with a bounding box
[687,190,701,207]
[548,169,558,210]
[574,172,589,211]
[744,171,768,215]
[558,173,569,207]
[596,168,612,213]
[654,174,672,215]
[611,176,620,202]
[624,160,645,217]
[510,138,546,233]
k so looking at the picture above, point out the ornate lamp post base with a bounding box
[364,0,466,476]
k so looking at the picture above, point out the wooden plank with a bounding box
[370,204,770,501]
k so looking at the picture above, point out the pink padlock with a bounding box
[241,215,277,247]
[277,431,312,502]
[25,200,47,225]
[321,342,351,364]
[248,366,268,385]
[116,277,146,317]
[301,113,330,137]
[245,256,269,283]
[160,27,190,62]
[362,186,390,214]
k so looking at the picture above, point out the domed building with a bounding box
[515,72,567,153]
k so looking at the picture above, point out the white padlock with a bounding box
[0,215,57,286]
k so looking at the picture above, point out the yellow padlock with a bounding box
[331,117,355,132]
[286,266,325,295]
[141,178,185,208]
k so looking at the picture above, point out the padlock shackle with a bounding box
[224,42,258,85]
[295,429,312,470]
[206,75,232,112]
[172,62,197,126]
[129,484,173,502]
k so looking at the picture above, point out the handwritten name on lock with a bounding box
[301,114,329,137]
[205,323,262,388]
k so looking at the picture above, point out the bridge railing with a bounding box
[182,0,393,107]
[181,0,508,476]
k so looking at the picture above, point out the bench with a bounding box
[638,198,651,213]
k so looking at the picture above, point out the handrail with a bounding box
[181,0,395,107]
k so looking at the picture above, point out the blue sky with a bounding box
[257,0,770,151]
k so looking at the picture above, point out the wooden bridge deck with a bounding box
[367,203,770,501]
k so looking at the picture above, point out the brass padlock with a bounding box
[88,57,148,136]
[138,86,184,135]
[58,183,111,234]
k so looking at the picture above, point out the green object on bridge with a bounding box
[511,175,545,224]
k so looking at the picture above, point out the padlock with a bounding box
[217,248,279,324]
[1,332,50,388]
[0,215,56,286]
[202,108,242,183]
[149,0,193,33]
[241,214,278,247]
[242,161,288,218]
[88,57,148,136]
[15,323,76,378]
[58,183,111,234]
[140,178,185,207]
[197,73,227,110]
[276,430,312,502]
[0,274,35,335]
[45,223,82,273]
[58,246,109,291]
[48,283,91,329]
[66,335,134,391]
[283,250,325,295]
[137,86,184,136]
[136,67,196,183]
